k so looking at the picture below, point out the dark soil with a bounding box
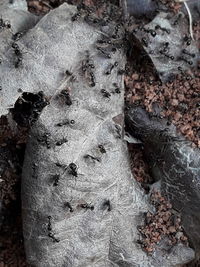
[0,117,29,267]
[0,93,48,266]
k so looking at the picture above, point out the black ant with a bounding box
[105,62,118,75]
[80,203,94,210]
[183,35,191,46]
[32,163,38,179]
[37,132,51,149]
[77,2,93,14]
[161,42,169,53]
[141,38,148,47]
[65,70,76,81]
[140,27,150,34]
[112,24,121,39]
[84,15,94,24]
[65,70,72,76]
[84,14,103,26]
[193,21,198,27]
[82,50,94,68]
[48,232,60,243]
[101,89,111,98]
[182,49,195,58]
[89,71,96,87]
[98,145,106,154]
[82,51,96,87]
[97,47,111,59]
[113,83,121,94]
[0,17,11,29]
[12,42,23,68]
[155,25,170,34]
[173,14,182,26]
[71,12,81,22]
[47,217,60,242]
[136,239,145,247]
[84,154,100,162]
[97,39,111,45]
[102,200,111,211]
[178,66,183,72]
[56,138,68,146]
[179,56,193,65]
[0,18,4,28]
[68,163,78,177]
[118,69,125,75]
[55,119,75,127]
[15,57,22,68]
[47,216,52,231]
[55,162,67,168]
[13,32,23,41]
[76,2,85,11]
[96,37,123,53]
[111,47,117,53]
[53,174,60,186]
[150,30,156,37]
[42,136,50,148]
[185,75,192,81]
[12,43,21,55]
[4,20,11,28]
[160,50,174,60]
[64,202,73,212]
[70,119,75,124]
[115,88,121,94]
[114,124,121,139]
[96,17,108,27]
[59,89,72,106]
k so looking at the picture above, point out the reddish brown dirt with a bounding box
[27,0,66,15]
[27,0,105,15]
[128,144,153,189]
[156,0,182,12]
[125,21,200,148]
[138,190,188,254]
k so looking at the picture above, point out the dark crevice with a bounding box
[10,92,49,127]
[0,92,47,266]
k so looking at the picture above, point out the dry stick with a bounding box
[183,1,194,40]
[176,0,194,40]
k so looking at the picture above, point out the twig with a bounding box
[175,0,194,40]
[183,1,194,40]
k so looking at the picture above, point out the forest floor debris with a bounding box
[0,0,199,266]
